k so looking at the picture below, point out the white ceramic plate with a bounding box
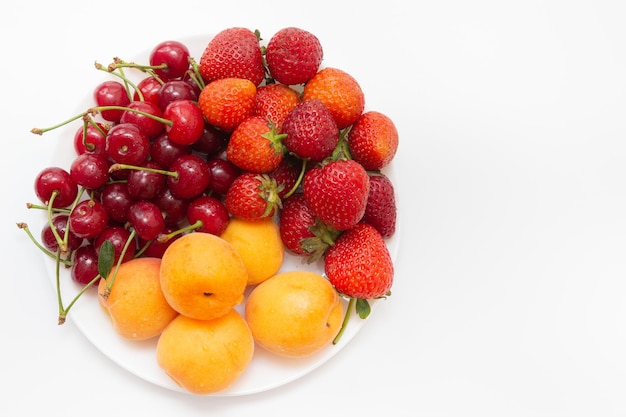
[36,34,400,396]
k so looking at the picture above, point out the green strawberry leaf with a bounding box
[355,298,371,319]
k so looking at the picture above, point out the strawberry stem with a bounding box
[333,297,355,345]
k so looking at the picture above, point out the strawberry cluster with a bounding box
[21,26,399,326]
[196,27,399,317]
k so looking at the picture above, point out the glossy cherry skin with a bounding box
[94,80,130,123]
[119,100,165,139]
[206,158,241,195]
[157,80,197,111]
[191,123,229,156]
[41,214,84,253]
[152,186,189,226]
[94,225,136,264]
[167,154,212,200]
[163,99,204,145]
[73,123,108,155]
[149,40,190,81]
[100,182,133,223]
[126,161,166,201]
[150,132,192,169]
[128,200,166,241]
[69,199,109,239]
[137,225,181,258]
[71,244,100,286]
[133,76,162,105]
[34,166,79,208]
[69,153,109,190]
[105,123,151,165]
[186,196,230,235]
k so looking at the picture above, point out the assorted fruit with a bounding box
[18,26,400,395]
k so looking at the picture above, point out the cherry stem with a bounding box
[26,203,70,213]
[55,248,66,324]
[110,57,167,78]
[283,158,308,199]
[94,62,141,102]
[62,273,102,321]
[32,105,172,136]
[157,220,203,244]
[333,297,355,345]
[187,57,205,90]
[46,192,68,254]
[108,162,178,178]
[16,222,73,266]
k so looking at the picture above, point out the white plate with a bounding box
[37,33,400,396]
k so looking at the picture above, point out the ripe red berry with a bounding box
[149,40,190,81]
[303,159,370,231]
[34,166,78,209]
[325,222,394,300]
[266,27,323,85]
[347,111,399,170]
[281,100,339,162]
[362,173,397,238]
[198,27,265,86]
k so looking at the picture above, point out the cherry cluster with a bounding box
[22,40,262,306]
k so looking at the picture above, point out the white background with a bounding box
[2,0,626,415]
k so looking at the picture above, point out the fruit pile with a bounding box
[19,26,399,394]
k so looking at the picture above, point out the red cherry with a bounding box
[40,214,84,253]
[206,158,241,195]
[157,80,197,110]
[163,99,204,145]
[149,40,190,81]
[152,186,189,226]
[186,196,230,235]
[73,123,107,155]
[94,80,130,123]
[119,100,165,139]
[128,200,166,241]
[69,153,109,190]
[150,132,192,168]
[137,225,181,258]
[166,154,212,199]
[34,166,78,208]
[68,199,109,240]
[133,76,162,105]
[105,123,151,165]
[191,123,229,156]
[126,160,166,201]
[71,244,100,286]
[94,226,136,264]
[100,182,133,224]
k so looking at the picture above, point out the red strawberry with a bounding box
[279,193,317,255]
[252,83,301,131]
[198,27,265,86]
[197,77,257,132]
[303,159,370,231]
[268,157,300,199]
[347,111,399,170]
[265,27,324,85]
[324,222,394,300]
[279,193,341,261]
[226,115,286,173]
[281,100,339,162]
[362,173,397,238]
[224,172,281,221]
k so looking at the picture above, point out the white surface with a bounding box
[3,1,626,415]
